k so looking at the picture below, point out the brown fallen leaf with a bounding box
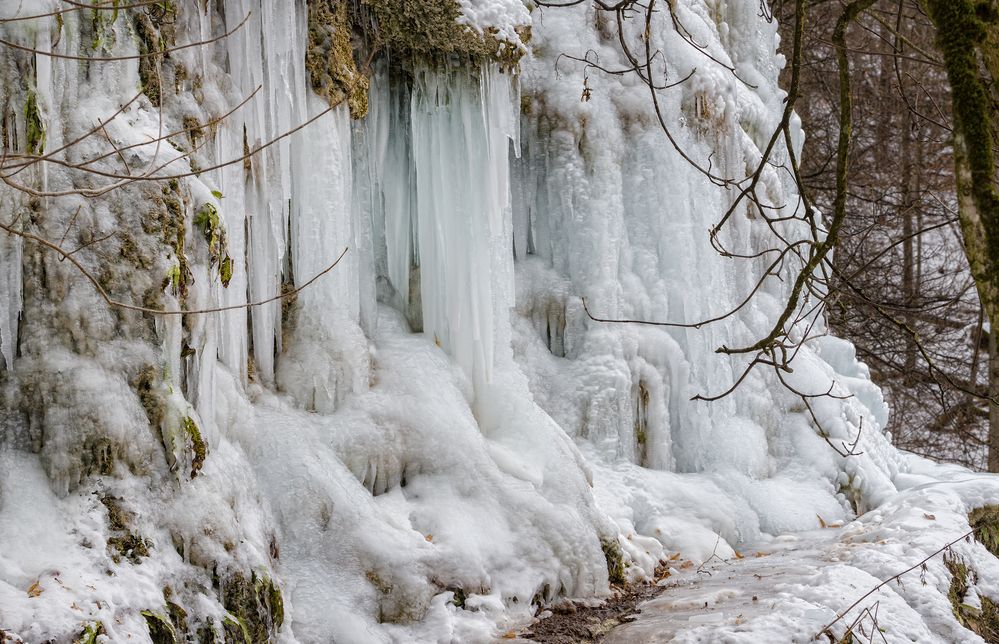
[502,631,517,639]
[425,534,434,542]
[924,513,936,521]
[817,515,827,528]
[755,552,769,558]
[27,581,42,598]
[733,551,745,559]
[680,561,694,569]
[669,552,681,561]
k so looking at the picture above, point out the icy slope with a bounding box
[0,1,996,643]
[604,458,999,643]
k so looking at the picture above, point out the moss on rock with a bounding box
[131,3,178,106]
[360,0,528,67]
[601,537,626,585]
[219,571,284,643]
[193,203,233,288]
[307,0,370,118]
[182,416,208,478]
[970,505,999,557]
[77,621,105,644]
[142,610,178,644]
[302,0,528,117]
[134,365,166,428]
[101,495,152,564]
[25,90,44,155]
[946,553,999,641]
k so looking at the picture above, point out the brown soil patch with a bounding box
[518,581,668,643]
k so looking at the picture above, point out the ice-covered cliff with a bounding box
[2,1,999,642]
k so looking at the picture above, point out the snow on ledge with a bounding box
[457,0,532,48]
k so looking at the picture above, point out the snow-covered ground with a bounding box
[603,456,999,642]
[0,1,997,643]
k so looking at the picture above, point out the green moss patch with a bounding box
[601,537,626,585]
[134,365,166,428]
[360,0,527,68]
[303,0,528,117]
[131,3,178,106]
[25,90,44,155]
[77,621,106,644]
[219,571,284,643]
[142,610,178,644]
[100,496,151,564]
[946,553,999,641]
[182,416,208,478]
[307,0,370,118]
[193,203,233,288]
[970,505,999,557]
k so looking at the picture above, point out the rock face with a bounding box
[0,1,994,642]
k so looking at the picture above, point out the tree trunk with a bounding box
[925,0,999,469]
[901,98,917,379]
[990,330,999,471]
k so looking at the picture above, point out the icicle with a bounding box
[222,0,307,384]
[0,232,21,370]
[213,119,250,384]
[277,93,369,414]
[408,64,518,389]
[291,95,358,322]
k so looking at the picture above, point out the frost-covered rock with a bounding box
[0,1,996,642]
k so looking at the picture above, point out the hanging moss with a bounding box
[157,184,193,299]
[196,619,220,644]
[182,115,203,144]
[307,0,370,118]
[163,586,189,635]
[25,90,44,155]
[222,615,252,643]
[88,437,116,476]
[194,203,234,288]
[182,416,208,478]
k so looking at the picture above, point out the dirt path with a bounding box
[512,581,669,643]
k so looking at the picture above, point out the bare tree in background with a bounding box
[774,0,995,469]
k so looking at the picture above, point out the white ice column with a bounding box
[223,0,308,384]
[277,94,369,414]
[409,65,519,389]
[0,230,20,370]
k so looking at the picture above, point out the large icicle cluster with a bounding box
[2,0,999,642]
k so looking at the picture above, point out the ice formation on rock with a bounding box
[1,1,999,642]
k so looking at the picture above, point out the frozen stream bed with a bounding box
[580,458,999,643]
[603,531,845,642]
